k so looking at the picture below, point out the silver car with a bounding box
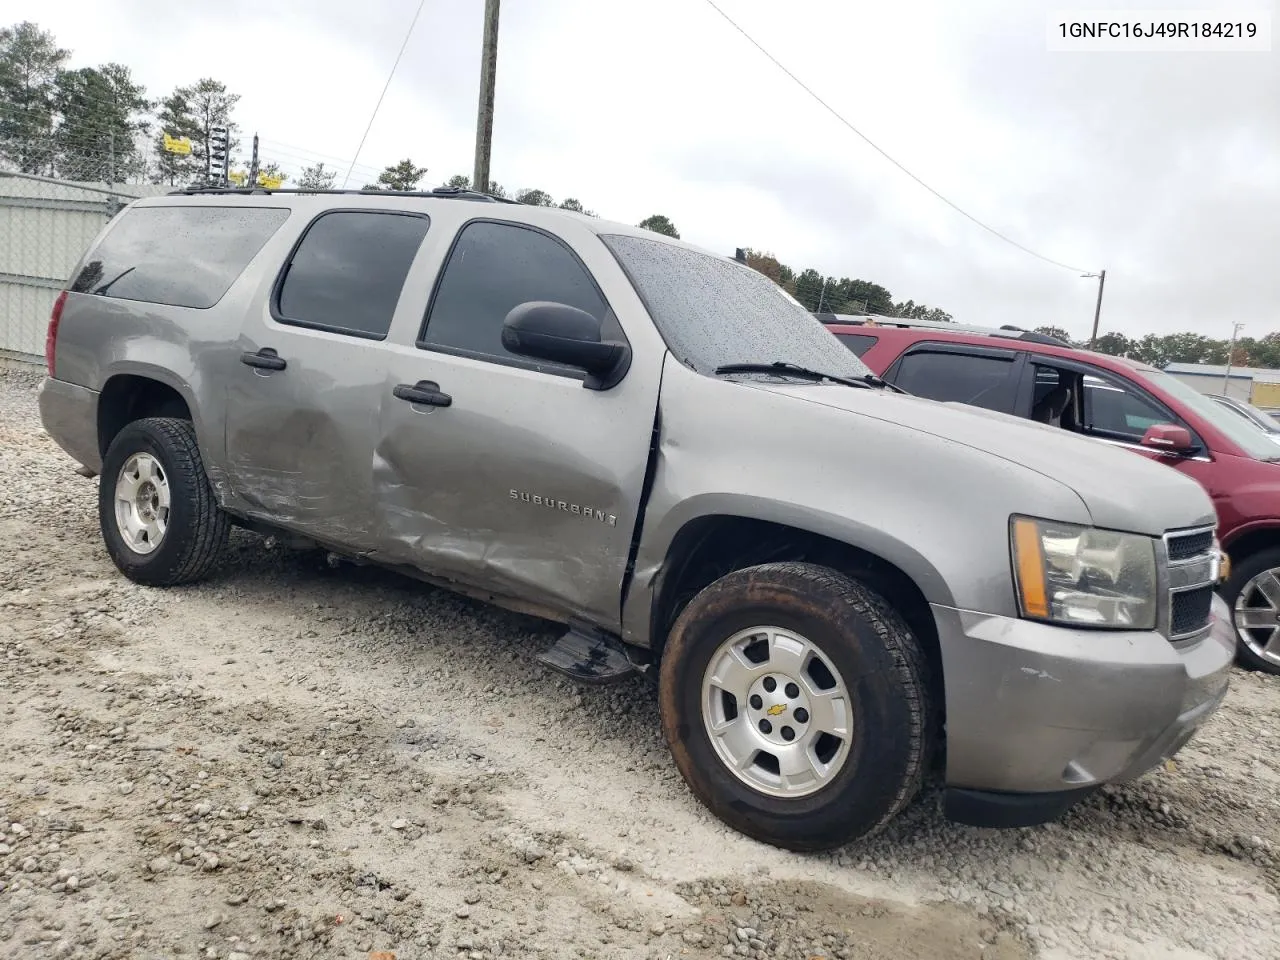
[38,188,1234,850]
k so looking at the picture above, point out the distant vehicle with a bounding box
[822,312,1280,675]
[1207,394,1280,443]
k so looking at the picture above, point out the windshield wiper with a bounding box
[714,361,899,391]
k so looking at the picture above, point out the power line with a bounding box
[699,0,1088,274]
[342,0,429,189]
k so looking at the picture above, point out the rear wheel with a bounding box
[99,417,229,586]
[659,562,933,851]
[1223,547,1280,674]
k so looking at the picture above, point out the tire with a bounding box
[1221,546,1280,675]
[659,561,934,852]
[98,417,229,586]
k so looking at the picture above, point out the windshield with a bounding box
[600,233,871,379]
[1145,370,1280,460]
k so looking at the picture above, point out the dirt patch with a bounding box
[2,371,1278,960]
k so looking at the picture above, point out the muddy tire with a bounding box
[659,561,934,852]
[99,417,229,586]
[1221,547,1280,675]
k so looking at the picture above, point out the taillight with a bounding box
[46,290,67,378]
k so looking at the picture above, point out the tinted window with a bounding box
[601,234,871,379]
[1083,379,1169,439]
[893,351,1017,411]
[421,221,612,372]
[70,205,288,309]
[276,211,430,339]
[836,333,878,357]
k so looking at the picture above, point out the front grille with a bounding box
[1167,529,1215,562]
[1171,586,1214,637]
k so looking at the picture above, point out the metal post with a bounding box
[1087,269,1107,349]
[1224,322,1245,395]
[249,134,260,189]
[472,0,501,195]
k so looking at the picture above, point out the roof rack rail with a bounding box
[166,184,515,203]
[814,311,1072,347]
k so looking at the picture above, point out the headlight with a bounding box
[1010,516,1157,629]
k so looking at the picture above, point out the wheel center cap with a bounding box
[746,673,811,746]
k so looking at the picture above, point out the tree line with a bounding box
[1032,326,1280,370]
[4,18,956,327]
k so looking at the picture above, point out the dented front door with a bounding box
[371,219,664,629]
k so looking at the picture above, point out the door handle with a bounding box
[240,347,287,371]
[393,380,452,407]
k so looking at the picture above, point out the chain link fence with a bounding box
[0,141,172,364]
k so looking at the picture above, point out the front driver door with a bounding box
[373,218,664,628]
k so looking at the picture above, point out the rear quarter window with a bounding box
[70,205,290,309]
[834,333,878,357]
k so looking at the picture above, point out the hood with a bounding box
[748,381,1216,536]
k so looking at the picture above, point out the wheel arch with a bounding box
[98,372,194,457]
[640,512,946,724]
[1222,522,1280,565]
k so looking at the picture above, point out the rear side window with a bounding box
[70,205,289,309]
[275,211,431,339]
[420,220,614,372]
[835,333,878,357]
[892,349,1019,412]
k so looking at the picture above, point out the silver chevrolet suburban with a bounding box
[38,188,1235,850]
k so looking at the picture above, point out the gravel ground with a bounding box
[1,368,1278,960]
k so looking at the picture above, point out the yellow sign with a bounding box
[1250,380,1280,409]
[256,173,284,189]
[162,133,192,156]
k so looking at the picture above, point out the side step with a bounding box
[536,623,640,685]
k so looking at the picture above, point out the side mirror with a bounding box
[501,301,630,390]
[1140,423,1195,454]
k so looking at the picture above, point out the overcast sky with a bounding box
[11,0,1278,339]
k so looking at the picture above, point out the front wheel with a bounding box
[1222,547,1280,675]
[658,562,934,851]
[99,417,229,586]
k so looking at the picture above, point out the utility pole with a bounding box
[1224,322,1246,395]
[472,0,501,195]
[249,133,260,188]
[816,277,828,313]
[1084,269,1107,349]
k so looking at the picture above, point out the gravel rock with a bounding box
[0,371,1276,960]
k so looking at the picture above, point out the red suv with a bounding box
[820,313,1280,675]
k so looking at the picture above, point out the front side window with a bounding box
[275,211,431,339]
[892,350,1018,412]
[70,205,289,309]
[420,220,614,373]
[1081,377,1169,440]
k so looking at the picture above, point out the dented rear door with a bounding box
[223,209,433,550]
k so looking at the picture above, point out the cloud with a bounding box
[9,0,1278,339]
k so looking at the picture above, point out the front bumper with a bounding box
[935,592,1234,818]
[37,377,101,474]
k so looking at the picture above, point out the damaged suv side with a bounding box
[39,189,1235,850]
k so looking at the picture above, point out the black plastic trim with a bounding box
[944,785,1097,828]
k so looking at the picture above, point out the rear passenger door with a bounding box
[881,343,1026,414]
[223,209,431,551]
